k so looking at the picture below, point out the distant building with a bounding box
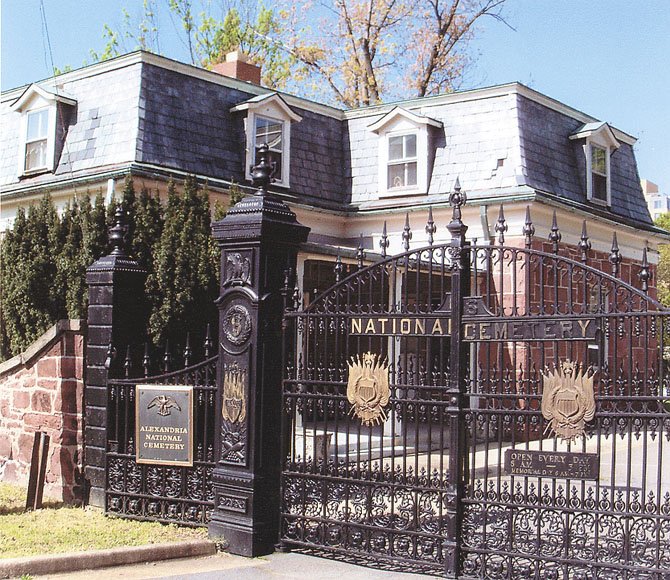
[642,179,670,221]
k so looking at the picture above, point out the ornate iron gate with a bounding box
[105,337,217,526]
[279,195,670,578]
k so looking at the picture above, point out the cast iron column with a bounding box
[208,145,310,556]
[444,181,470,577]
[85,206,147,507]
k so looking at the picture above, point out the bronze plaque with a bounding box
[136,385,193,466]
[504,449,599,480]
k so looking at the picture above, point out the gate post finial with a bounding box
[109,204,129,257]
[250,143,273,195]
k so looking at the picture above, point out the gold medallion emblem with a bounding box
[541,361,595,442]
[347,352,390,426]
[222,363,247,424]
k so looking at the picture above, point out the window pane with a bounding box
[27,109,48,141]
[388,136,403,161]
[593,173,607,201]
[25,139,47,170]
[255,117,283,151]
[388,163,405,188]
[406,161,417,186]
[591,145,606,174]
[405,134,417,158]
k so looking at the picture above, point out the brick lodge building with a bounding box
[0,50,668,502]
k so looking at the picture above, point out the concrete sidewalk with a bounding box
[33,551,439,580]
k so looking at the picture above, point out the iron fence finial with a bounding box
[380,221,389,258]
[402,213,412,252]
[578,220,591,263]
[609,232,622,277]
[549,210,562,254]
[523,206,535,249]
[495,205,508,246]
[425,206,436,246]
[639,247,651,293]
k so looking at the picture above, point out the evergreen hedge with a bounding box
[0,175,232,362]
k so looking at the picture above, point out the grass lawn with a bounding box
[0,482,207,559]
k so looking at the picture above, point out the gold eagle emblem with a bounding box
[222,363,247,424]
[541,361,595,442]
[147,395,181,417]
[347,352,390,426]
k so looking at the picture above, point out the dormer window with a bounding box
[369,107,442,197]
[231,93,302,188]
[11,82,76,177]
[570,122,620,207]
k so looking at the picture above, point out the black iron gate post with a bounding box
[444,183,470,577]
[85,205,147,508]
[208,145,310,556]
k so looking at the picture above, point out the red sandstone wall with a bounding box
[0,320,86,504]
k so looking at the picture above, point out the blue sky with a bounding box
[2,0,669,194]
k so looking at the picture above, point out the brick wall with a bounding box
[0,320,86,504]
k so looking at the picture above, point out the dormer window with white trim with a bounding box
[231,93,302,188]
[570,122,620,207]
[369,107,442,197]
[11,83,76,177]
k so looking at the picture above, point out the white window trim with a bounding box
[369,107,441,198]
[569,122,620,208]
[381,129,422,193]
[232,93,302,190]
[11,83,76,178]
[246,112,291,188]
[19,106,57,175]
[585,140,611,206]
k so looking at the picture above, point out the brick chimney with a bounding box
[211,50,262,85]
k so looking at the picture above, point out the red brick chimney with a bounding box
[211,50,262,85]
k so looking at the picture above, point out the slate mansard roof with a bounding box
[0,50,652,227]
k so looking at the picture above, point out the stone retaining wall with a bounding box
[0,320,86,504]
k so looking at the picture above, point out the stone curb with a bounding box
[0,539,216,579]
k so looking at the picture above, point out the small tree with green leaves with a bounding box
[654,213,670,307]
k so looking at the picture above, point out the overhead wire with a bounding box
[39,0,80,199]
